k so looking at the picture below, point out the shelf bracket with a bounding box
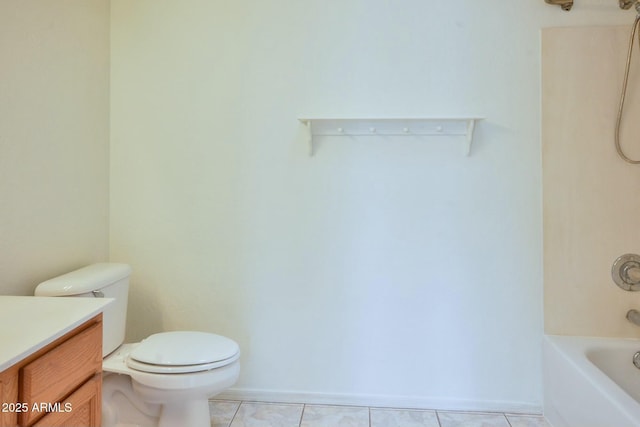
[301,119,314,156]
[464,119,476,156]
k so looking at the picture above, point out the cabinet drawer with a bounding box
[32,374,101,427]
[20,322,102,426]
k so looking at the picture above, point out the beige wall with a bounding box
[543,26,640,337]
[4,0,637,412]
[0,1,110,295]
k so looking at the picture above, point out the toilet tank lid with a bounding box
[35,263,132,296]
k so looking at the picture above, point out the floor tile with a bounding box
[505,415,551,427]
[438,411,510,427]
[207,400,553,427]
[370,407,440,427]
[210,400,241,427]
[301,405,369,427]
[230,402,304,427]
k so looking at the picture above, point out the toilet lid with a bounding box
[127,331,239,373]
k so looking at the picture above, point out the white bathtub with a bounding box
[544,335,640,427]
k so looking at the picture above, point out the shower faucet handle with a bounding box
[613,254,640,291]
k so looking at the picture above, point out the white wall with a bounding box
[0,1,110,295]
[110,0,632,412]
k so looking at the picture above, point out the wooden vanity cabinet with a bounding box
[0,365,19,427]
[0,314,102,427]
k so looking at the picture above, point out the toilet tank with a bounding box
[35,263,132,357]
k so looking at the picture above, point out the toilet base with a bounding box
[103,374,212,427]
[102,373,160,427]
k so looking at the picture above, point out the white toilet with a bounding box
[34,263,240,427]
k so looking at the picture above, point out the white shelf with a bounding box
[298,117,482,156]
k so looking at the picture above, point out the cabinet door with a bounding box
[0,367,19,427]
[20,321,102,426]
[31,375,101,427]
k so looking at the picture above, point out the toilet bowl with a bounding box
[102,333,240,427]
[35,263,240,427]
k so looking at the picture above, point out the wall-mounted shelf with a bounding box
[298,117,482,156]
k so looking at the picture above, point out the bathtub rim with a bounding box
[544,334,640,425]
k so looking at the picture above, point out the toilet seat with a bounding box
[103,342,241,391]
[126,331,240,374]
[127,355,239,374]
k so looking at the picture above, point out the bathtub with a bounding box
[544,335,640,427]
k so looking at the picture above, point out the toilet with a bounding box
[34,263,240,427]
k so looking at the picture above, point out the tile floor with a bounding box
[208,400,552,427]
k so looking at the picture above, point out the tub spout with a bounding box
[633,351,640,369]
[626,309,640,326]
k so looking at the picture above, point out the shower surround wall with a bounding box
[109,1,630,413]
[543,25,640,337]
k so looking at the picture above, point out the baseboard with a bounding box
[214,388,542,415]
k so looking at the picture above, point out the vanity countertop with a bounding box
[0,295,112,371]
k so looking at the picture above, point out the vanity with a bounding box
[0,296,111,427]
